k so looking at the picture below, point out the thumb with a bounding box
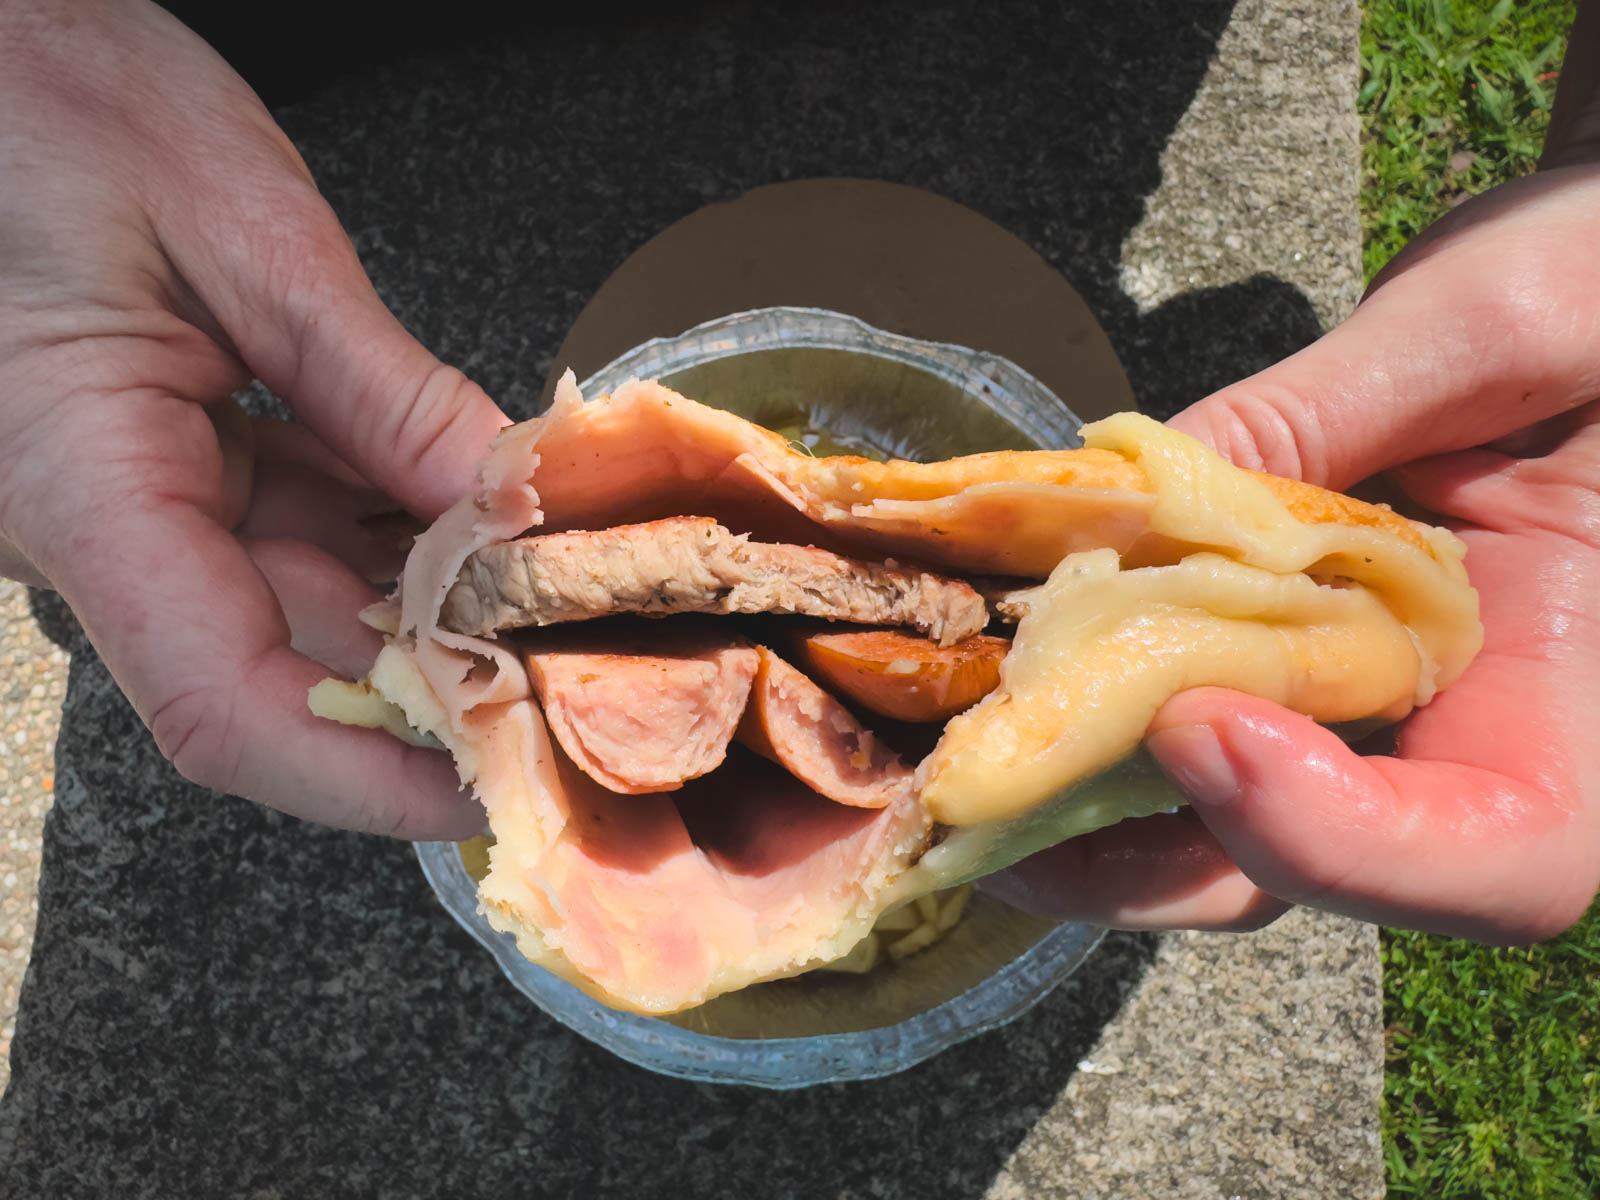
[1145,688,1600,943]
[1170,166,1600,488]
[141,84,508,517]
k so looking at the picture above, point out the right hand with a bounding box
[985,161,1600,943]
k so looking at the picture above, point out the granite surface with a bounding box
[1,1,1378,1195]
[988,910,1382,1199]
[0,582,69,1099]
[1120,0,1366,330]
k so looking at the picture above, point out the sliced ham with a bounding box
[520,624,759,794]
[440,516,988,647]
[736,647,914,810]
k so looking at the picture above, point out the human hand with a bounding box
[985,163,1600,944]
[0,1,507,837]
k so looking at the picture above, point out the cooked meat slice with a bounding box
[736,647,913,810]
[442,516,988,646]
[791,628,1012,722]
[520,624,759,794]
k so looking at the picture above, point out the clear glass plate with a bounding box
[414,306,1105,1087]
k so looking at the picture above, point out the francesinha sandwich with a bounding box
[312,373,1482,1015]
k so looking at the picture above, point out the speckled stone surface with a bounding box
[1120,0,1365,331]
[0,583,69,1099]
[1,1,1378,1195]
[988,910,1382,1200]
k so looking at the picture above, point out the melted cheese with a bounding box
[919,550,1423,826]
[916,416,1481,829]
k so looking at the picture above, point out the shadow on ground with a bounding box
[169,0,1325,424]
[7,3,1326,1195]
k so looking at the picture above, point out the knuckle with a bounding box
[197,177,355,332]
[1184,385,1329,484]
[382,362,485,485]
[147,684,238,794]
[256,200,359,324]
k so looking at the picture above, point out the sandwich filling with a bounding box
[313,373,1483,1014]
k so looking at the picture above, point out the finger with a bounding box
[250,417,375,493]
[238,451,407,583]
[1392,412,1600,546]
[245,537,387,680]
[206,395,255,530]
[139,102,508,517]
[1146,688,1600,943]
[1146,502,1600,943]
[979,809,1290,932]
[0,534,49,589]
[248,416,417,574]
[250,243,509,519]
[1483,395,1600,458]
[45,488,480,840]
[1170,166,1600,489]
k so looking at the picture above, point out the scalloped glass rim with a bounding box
[578,304,1084,452]
[415,306,1104,1087]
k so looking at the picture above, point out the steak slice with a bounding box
[441,516,988,646]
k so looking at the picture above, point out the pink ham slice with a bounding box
[736,647,913,810]
[538,743,923,1006]
[520,624,759,794]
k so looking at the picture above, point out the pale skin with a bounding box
[0,0,506,837]
[989,1,1600,943]
[3,1,1597,938]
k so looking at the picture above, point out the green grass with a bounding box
[1361,2,1600,1194]
[1381,921,1600,1195]
[1361,0,1571,279]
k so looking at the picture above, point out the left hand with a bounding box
[0,1,507,838]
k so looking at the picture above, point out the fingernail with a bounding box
[1146,724,1241,807]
